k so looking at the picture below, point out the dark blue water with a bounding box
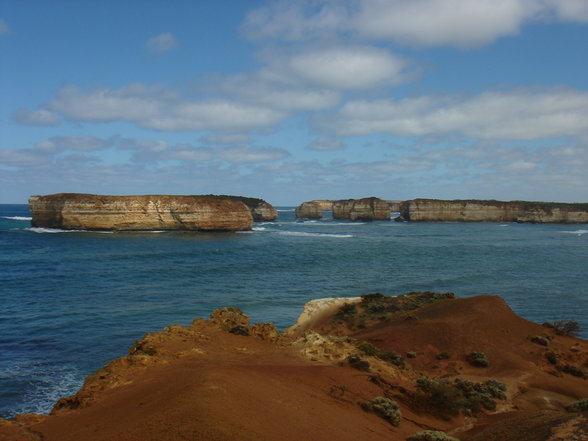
[1,204,587,418]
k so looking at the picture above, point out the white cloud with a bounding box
[200,133,252,145]
[216,146,290,164]
[244,0,588,48]
[13,109,60,126]
[0,19,10,35]
[287,46,408,89]
[46,84,287,133]
[145,32,178,54]
[306,138,346,151]
[35,136,111,152]
[321,88,588,140]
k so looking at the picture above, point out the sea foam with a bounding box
[276,231,352,238]
[1,216,32,221]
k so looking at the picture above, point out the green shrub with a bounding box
[543,320,581,337]
[407,351,417,358]
[416,377,506,417]
[436,351,451,360]
[565,398,588,412]
[560,364,587,379]
[406,430,460,441]
[333,303,357,322]
[466,351,489,367]
[356,341,405,367]
[346,354,371,372]
[545,351,558,365]
[361,396,402,426]
[531,335,550,346]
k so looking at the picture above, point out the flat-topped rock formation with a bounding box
[2,292,587,441]
[398,198,588,223]
[295,201,324,219]
[28,193,256,231]
[332,197,391,221]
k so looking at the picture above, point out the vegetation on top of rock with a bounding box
[361,396,402,426]
[406,430,460,441]
[466,351,489,367]
[543,320,582,337]
[565,398,588,412]
[345,354,371,372]
[559,364,587,379]
[356,341,405,367]
[331,291,455,330]
[415,377,506,418]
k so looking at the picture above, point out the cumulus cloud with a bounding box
[286,46,408,89]
[13,109,60,126]
[306,138,346,151]
[0,19,10,35]
[145,32,178,54]
[46,84,286,132]
[216,146,290,163]
[244,0,588,48]
[35,136,111,152]
[320,88,588,140]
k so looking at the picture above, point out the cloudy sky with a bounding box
[2,0,588,204]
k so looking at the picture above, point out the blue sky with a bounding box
[2,0,588,205]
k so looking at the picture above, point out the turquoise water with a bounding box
[1,204,587,417]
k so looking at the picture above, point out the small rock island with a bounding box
[28,193,277,231]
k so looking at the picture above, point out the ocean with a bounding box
[1,203,587,418]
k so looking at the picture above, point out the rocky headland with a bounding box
[3,292,587,441]
[27,193,280,231]
[397,199,588,223]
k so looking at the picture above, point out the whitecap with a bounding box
[1,216,32,221]
[276,231,352,238]
[26,227,113,234]
[561,229,588,236]
[252,227,266,231]
[277,209,294,212]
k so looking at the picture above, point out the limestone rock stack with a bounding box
[295,201,324,219]
[28,193,254,231]
[332,197,391,221]
[224,196,278,221]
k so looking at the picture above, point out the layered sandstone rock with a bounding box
[28,193,254,231]
[309,200,334,211]
[398,198,588,223]
[295,201,323,219]
[224,196,278,221]
[332,197,391,221]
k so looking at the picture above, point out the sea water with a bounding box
[1,204,587,418]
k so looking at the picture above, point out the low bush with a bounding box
[436,352,451,360]
[545,351,558,365]
[406,430,460,441]
[333,303,357,322]
[560,364,587,379]
[415,377,507,417]
[543,320,581,337]
[565,398,588,412]
[346,354,371,372]
[361,396,401,426]
[466,351,489,367]
[356,341,405,367]
[531,335,550,346]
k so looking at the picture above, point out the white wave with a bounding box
[252,227,266,231]
[1,216,32,221]
[277,209,294,212]
[276,231,352,238]
[301,221,365,226]
[26,227,113,234]
[561,229,588,236]
[499,224,510,227]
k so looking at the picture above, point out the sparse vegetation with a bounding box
[531,335,550,346]
[361,396,402,426]
[333,303,357,322]
[543,320,582,337]
[415,376,506,418]
[559,364,587,379]
[356,341,405,367]
[406,430,460,441]
[407,351,417,358]
[436,351,451,360]
[466,351,489,367]
[565,398,588,412]
[229,325,250,336]
[345,354,371,372]
[545,351,558,365]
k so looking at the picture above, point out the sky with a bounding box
[2,0,588,205]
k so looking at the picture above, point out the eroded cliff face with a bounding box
[295,201,323,219]
[399,199,588,223]
[332,197,391,221]
[224,196,278,221]
[28,194,253,231]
